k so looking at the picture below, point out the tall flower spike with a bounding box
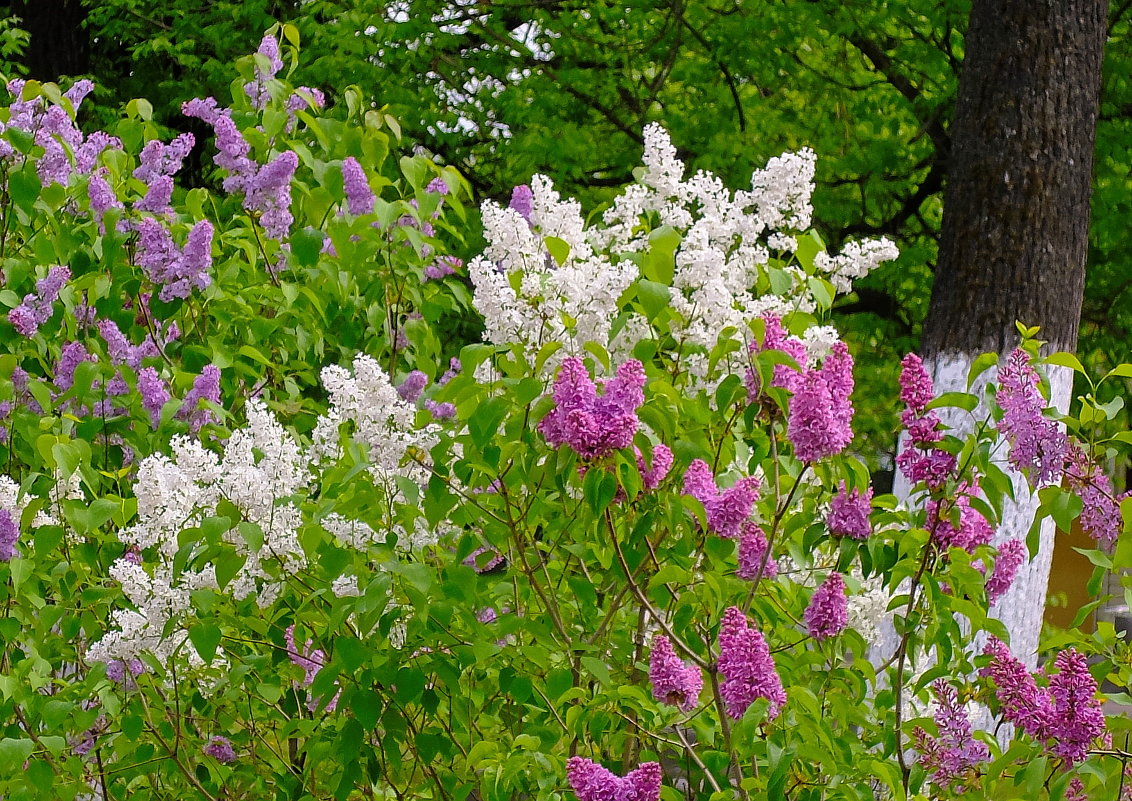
[566,757,661,801]
[996,349,1068,487]
[804,572,848,640]
[896,353,956,489]
[787,342,854,462]
[682,459,760,539]
[649,635,702,711]
[737,521,776,580]
[912,679,989,787]
[985,538,1025,605]
[717,606,786,720]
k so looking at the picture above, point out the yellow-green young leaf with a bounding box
[544,236,570,266]
[1045,351,1085,373]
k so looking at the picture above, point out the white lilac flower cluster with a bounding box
[470,124,898,382]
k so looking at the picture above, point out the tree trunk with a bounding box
[11,0,90,81]
[917,0,1107,667]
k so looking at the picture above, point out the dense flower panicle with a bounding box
[746,314,808,398]
[55,342,95,391]
[637,444,673,491]
[246,150,298,238]
[136,217,214,301]
[341,157,375,216]
[509,184,534,222]
[648,635,702,711]
[0,509,18,561]
[98,319,159,369]
[787,345,855,462]
[178,365,222,432]
[137,367,170,427]
[980,638,1105,762]
[105,658,145,684]
[204,736,236,764]
[804,572,848,640]
[913,680,989,786]
[1047,649,1106,763]
[682,459,760,538]
[996,349,1068,487]
[539,357,646,460]
[88,169,123,222]
[244,34,283,109]
[900,353,935,412]
[424,255,462,280]
[717,606,786,720]
[424,399,456,419]
[827,481,872,539]
[926,486,993,553]
[1066,448,1128,549]
[397,371,428,403]
[985,538,1026,605]
[737,521,776,579]
[1065,777,1087,801]
[9,265,71,337]
[565,757,662,801]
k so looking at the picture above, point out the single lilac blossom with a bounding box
[204,736,237,763]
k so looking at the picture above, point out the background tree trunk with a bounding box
[915,0,1108,667]
[10,0,90,81]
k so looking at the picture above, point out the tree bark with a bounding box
[10,0,90,81]
[915,0,1107,668]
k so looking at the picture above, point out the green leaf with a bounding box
[966,352,1001,388]
[188,623,223,664]
[925,391,979,412]
[544,236,570,266]
[469,396,509,448]
[636,279,671,322]
[1045,351,1085,373]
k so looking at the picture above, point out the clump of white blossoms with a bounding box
[470,123,899,381]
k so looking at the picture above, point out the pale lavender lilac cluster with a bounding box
[244,34,283,110]
[177,365,222,432]
[285,624,339,712]
[9,265,70,337]
[912,679,989,787]
[804,572,848,640]
[342,156,376,216]
[0,510,18,561]
[981,638,1105,764]
[896,353,956,489]
[136,217,214,301]
[682,460,760,539]
[133,133,195,215]
[648,634,702,711]
[539,357,646,461]
[565,757,661,801]
[717,606,786,720]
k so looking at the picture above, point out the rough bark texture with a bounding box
[922,0,1107,358]
[11,0,90,81]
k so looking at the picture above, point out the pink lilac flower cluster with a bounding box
[745,314,808,400]
[9,265,70,337]
[896,353,956,489]
[648,635,702,711]
[826,481,872,540]
[243,34,283,110]
[539,357,645,460]
[1065,446,1129,549]
[0,510,18,562]
[203,735,237,763]
[136,217,214,301]
[636,444,673,491]
[133,133,195,215]
[565,757,661,801]
[717,606,786,720]
[804,572,848,640]
[911,679,989,787]
[682,460,760,539]
[787,342,854,462]
[464,546,505,573]
[985,538,1026,605]
[424,255,462,281]
[925,484,993,553]
[996,349,1068,487]
[981,638,1105,764]
[737,521,777,580]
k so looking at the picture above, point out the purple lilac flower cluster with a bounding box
[896,353,956,489]
[565,757,661,801]
[996,349,1068,487]
[911,679,989,787]
[285,86,325,131]
[134,133,195,215]
[397,370,428,403]
[786,342,854,462]
[981,638,1105,764]
[1065,446,1130,549]
[342,156,376,216]
[925,484,994,553]
[737,521,777,580]
[648,634,702,711]
[0,510,18,562]
[136,217,214,301]
[745,314,807,399]
[424,255,462,281]
[509,184,534,223]
[9,265,70,337]
[177,365,222,432]
[985,538,1026,605]
[244,34,283,110]
[636,444,673,491]
[683,459,760,539]
[826,481,872,540]
[804,572,848,640]
[539,357,646,460]
[203,736,237,763]
[285,624,339,712]
[88,169,123,226]
[717,606,786,720]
